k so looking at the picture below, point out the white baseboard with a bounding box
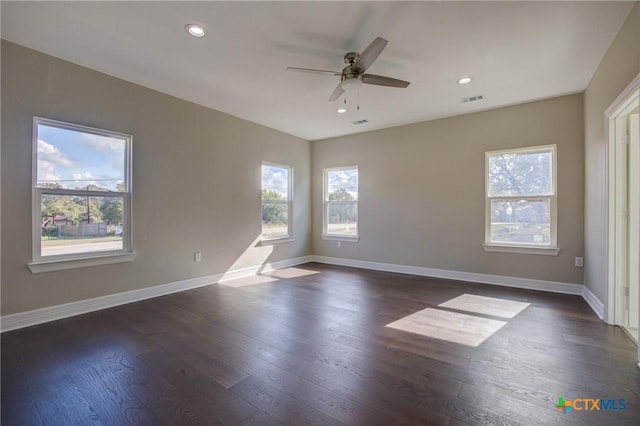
[0,255,312,333]
[581,286,605,320]
[1,254,605,332]
[311,255,584,295]
[311,256,608,318]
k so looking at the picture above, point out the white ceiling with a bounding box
[1,1,634,141]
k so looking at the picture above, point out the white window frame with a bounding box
[29,117,135,273]
[322,165,359,241]
[260,161,294,244]
[483,145,559,256]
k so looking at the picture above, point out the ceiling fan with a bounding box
[286,37,410,102]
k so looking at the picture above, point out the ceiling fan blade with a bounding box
[328,82,345,102]
[362,74,410,88]
[286,67,341,76]
[353,37,388,73]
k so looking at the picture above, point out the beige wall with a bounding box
[584,2,640,303]
[1,41,311,315]
[312,94,585,285]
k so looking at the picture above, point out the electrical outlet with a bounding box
[194,252,202,262]
[575,257,583,267]
[337,241,341,248]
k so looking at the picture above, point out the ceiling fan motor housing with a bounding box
[344,52,360,64]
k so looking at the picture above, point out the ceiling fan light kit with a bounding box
[341,75,363,91]
[286,36,410,105]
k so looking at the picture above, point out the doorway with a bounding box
[606,74,639,360]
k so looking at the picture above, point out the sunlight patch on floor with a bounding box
[262,267,320,279]
[219,267,320,288]
[385,308,507,347]
[438,294,530,319]
[219,274,279,288]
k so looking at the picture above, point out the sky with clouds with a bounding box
[327,168,358,198]
[261,164,289,198]
[37,124,126,191]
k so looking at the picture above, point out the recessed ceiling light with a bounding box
[185,24,206,37]
[337,108,347,114]
[457,76,472,85]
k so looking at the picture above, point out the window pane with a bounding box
[490,199,550,244]
[262,165,289,200]
[327,168,358,201]
[488,149,552,197]
[327,202,357,235]
[41,194,124,256]
[37,124,126,191]
[261,202,289,237]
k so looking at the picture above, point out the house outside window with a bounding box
[484,145,559,255]
[30,117,134,272]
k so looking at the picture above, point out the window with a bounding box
[30,117,134,272]
[261,162,293,241]
[484,145,558,255]
[323,166,359,240]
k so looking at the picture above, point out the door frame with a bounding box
[605,73,640,366]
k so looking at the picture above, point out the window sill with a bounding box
[482,244,560,256]
[260,236,296,245]
[28,252,137,273]
[322,234,360,242]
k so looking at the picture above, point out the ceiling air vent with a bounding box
[352,119,369,125]
[461,95,484,103]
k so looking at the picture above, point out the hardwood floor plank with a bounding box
[1,386,44,426]
[137,348,260,425]
[20,348,103,425]
[229,375,345,426]
[146,331,251,388]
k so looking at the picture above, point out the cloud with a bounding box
[37,160,62,182]
[79,133,125,153]
[37,139,76,184]
[70,172,100,189]
[328,169,358,188]
[38,139,75,167]
[262,165,289,196]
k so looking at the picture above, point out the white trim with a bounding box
[28,252,137,273]
[581,286,605,320]
[323,165,359,239]
[311,255,583,295]
[604,73,640,118]
[485,144,557,250]
[605,73,640,325]
[32,117,134,267]
[261,161,294,239]
[259,236,296,245]
[1,255,312,333]
[482,244,560,256]
[312,255,606,318]
[321,234,360,242]
[621,326,638,346]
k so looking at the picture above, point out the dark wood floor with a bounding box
[2,263,639,425]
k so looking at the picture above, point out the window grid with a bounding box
[261,162,293,240]
[323,166,359,239]
[31,117,133,266]
[485,145,557,249]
